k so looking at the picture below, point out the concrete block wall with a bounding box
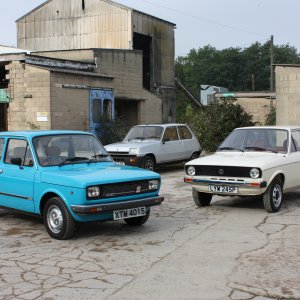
[94,50,143,100]
[50,72,113,131]
[6,62,51,131]
[276,66,300,125]
[141,89,163,124]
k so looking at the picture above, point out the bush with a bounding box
[178,98,255,152]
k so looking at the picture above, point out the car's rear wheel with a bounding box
[43,197,75,239]
[142,156,155,171]
[263,177,283,213]
[124,209,150,226]
[192,188,212,207]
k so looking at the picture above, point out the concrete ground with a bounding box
[0,167,299,300]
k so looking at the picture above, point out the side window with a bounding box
[0,138,4,160]
[163,127,179,141]
[4,139,34,167]
[178,126,193,140]
[291,130,300,152]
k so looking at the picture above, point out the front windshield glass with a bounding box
[219,128,289,154]
[124,126,163,141]
[33,134,112,167]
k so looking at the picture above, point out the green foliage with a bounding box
[97,118,131,146]
[176,41,300,93]
[264,101,276,125]
[178,99,254,152]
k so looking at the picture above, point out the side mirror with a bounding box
[11,157,22,166]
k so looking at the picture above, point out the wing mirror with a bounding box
[11,158,22,166]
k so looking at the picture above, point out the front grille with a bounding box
[188,165,261,178]
[108,151,130,156]
[87,180,158,200]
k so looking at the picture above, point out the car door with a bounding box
[0,138,35,212]
[284,129,300,189]
[178,125,199,159]
[159,126,185,162]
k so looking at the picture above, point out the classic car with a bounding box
[105,124,201,170]
[0,131,164,239]
[184,126,300,213]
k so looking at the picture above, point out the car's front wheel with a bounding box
[142,156,155,171]
[124,209,150,226]
[263,177,283,213]
[192,188,212,207]
[43,197,75,239]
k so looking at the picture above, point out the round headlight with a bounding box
[187,166,196,176]
[250,168,260,179]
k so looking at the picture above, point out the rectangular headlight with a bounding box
[149,180,159,190]
[87,186,100,198]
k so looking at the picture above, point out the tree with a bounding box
[178,98,254,152]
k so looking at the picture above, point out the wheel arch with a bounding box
[268,172,285,188]
[40,192,63,216]
[144,153,156,163]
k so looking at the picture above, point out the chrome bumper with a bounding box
[71,196,164,215]
[184,176,267,196]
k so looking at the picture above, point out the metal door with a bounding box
[89,88,114,136]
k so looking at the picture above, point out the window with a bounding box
[0,138,4,160]
[291,130,300,152]
[163,127,179,141]
[4,139,34,167]
[103,99,112,121]
[178,126,192,140]
[92,99,102,123]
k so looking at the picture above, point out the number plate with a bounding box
[208,185,238,194]
[113,207,146,220]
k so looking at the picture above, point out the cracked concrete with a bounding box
[0,167,300,299]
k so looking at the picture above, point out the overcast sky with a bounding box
[0,0,299,57]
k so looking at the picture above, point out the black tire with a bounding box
[190,152,200,160]
[192,188,212,207]
[142,156,155,171]
[124,209,150,226]
[263,177,283,213]
[43,197,75,240]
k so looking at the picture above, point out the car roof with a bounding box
[236,126,300,131]
[0,130,93,138]
[134,123,188,127]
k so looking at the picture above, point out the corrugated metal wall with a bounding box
[18,0,132,51]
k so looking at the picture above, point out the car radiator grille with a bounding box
[190,166,260,178]
[100,180,152,198]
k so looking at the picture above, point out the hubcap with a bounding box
[272,184,282,208]
[47,205,63,234]
[144,159,154,171]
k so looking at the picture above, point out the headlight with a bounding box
[149,180,159,190]
[250,168,260,179]
[187,166,196,176]
[129,148,138,155]
[87,186,100,198]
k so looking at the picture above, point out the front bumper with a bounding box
[110,154,143,167]
[184,176,267,196]
[71,196,164,215]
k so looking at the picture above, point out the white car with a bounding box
[184,126,300,213]
[105,124,201,170]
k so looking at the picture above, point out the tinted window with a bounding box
[163,127,179,141]
[4,139,34,167]
[178,126,193,140]
[0,138,4,160]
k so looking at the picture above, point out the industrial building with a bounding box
[0,0,176,135]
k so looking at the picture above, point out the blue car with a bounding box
[0,131,164,239]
